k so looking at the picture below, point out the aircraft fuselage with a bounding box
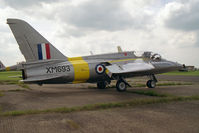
[22,51,182,84]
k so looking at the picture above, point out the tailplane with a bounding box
[7,19,66,62]
[117,46,123,53]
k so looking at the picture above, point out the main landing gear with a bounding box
[146,74,157,88]
[115,75,158,91]
[97,81,107,89]
[97,74,158,92]
[97,78,131,92]
[97,81,111,89]
[116,78,131,92]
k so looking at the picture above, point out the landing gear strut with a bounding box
[146,74,157,88]
[97,81,107,89]
[97,81,110,89]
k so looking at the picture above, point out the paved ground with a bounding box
[0,75,199,133]
[0,84,152,112]
[0,101,199,133]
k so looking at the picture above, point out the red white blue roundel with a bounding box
[95,64,105,74]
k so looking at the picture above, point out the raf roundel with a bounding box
[95,64,105,74]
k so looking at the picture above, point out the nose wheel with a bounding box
[146,80,156,88]
[146,74,157,88]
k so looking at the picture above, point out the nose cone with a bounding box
[171,61,184,70]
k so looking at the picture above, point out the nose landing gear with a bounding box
[146,74,157,88]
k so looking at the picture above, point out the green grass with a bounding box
[132,82,192,87]
[89,82,192,90]
[0,71,21,80]
[66,120,80,129]
[0,91,4,97]
[162,70,199,76]
[128,90,171,97]
[7,89,26,92]
[18,83,30,89]
[0,71,21,84]
[1,95,199,117]
[157,82,192,86]
[0,71,30,89]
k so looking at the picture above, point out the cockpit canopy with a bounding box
[133,51,162,61]
[150,53,161,60]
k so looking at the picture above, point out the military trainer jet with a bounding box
[0,61,23,71]
[7,19,182,92]
[0,61,5,71]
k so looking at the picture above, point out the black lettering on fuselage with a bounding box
[46,65,70,73]
[46,67,51,73]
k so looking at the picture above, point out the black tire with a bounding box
[97,81,106,89]
[146,80,156,88]
[116,80,127,92]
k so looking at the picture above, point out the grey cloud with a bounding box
[194,32,199,47]
[3,0,153,34]
[60,0,152,31]
[165,0,199,31]
[3,0,58,8]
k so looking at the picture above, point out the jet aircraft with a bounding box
[0,61,5,71]
[7,19,182,92]
[0,61,23,71]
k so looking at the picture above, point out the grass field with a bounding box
[0,71,21,84]
[162,70,199,76]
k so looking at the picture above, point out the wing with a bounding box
[105,59,155,77]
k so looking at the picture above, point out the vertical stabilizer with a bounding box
[7,19,66,62]
[0,61,5,70]
[117,46,123,53]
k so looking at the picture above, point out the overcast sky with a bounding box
[0,0,199,67]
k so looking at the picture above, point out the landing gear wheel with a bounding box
[116,80,127,92]
[146,80,156,88]
[97,81,106,89]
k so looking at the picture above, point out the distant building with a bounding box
[186,66,195,71]
[179,65,196,72]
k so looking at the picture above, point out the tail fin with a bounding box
[117,46,123,53]
[0,61,5,70]
[7,19,66,62]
